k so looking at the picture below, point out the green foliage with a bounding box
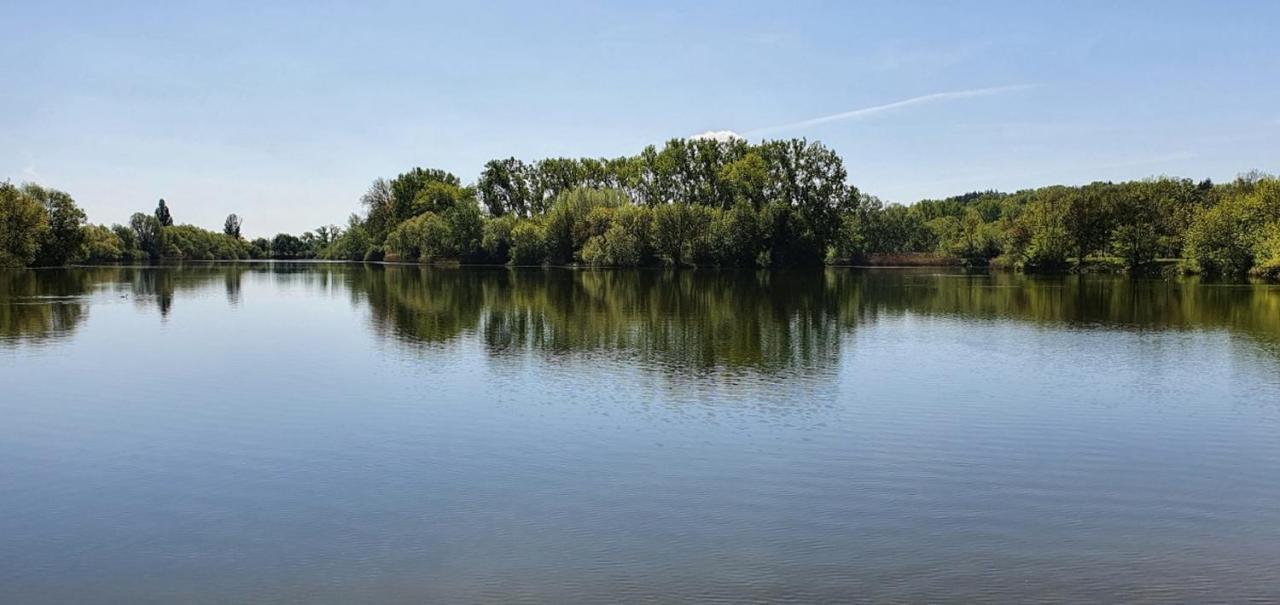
[445,201,485,261]
[1184,177,1280,275]
[652,203,714,266]
[0,182,48,267]
[710,201,763,266]
[23,184,86,266]
[1016,187,1072,271]
[477,158,533,217]
[581,206,653,267]
[1250,222,1280,280]
[719,152,770,209]
[390,168,462,226]
[130,212,166,260]
[508,220,546,265]
[828,212,867,264]
[932,209,1001,265]
[250,237,271,259]
[481,214,518,263]
[270,233,306,258]
[324,215,372,261]
[385,201,485,263]
[1062,183,1115,262]
[80,225,126,263]
[7,147,1280,284]
[155,199,173,226]
[543,188,628,263]
[163,225,251,260]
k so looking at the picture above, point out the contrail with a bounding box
[745,84,1034,136]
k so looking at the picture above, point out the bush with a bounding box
[543,188,628,263]
[932,209,1001,266]
[827,212,866,264]
[509,220,546,265]
[651,203,714,266]
[481,215,518,263]
[711,201,763,266]
[0,182,48,267]
[163,225,251,260]
[324,217,372,261]
[79,224,126,263]
[1249,222,1280,280]
[445,202,485,261]
[1184,179,1280,275]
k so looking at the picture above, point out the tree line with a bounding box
[2,137,1277,279]
[0,184,342,265]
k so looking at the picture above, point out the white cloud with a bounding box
[688,130,744,142]
[746,84,1034,136]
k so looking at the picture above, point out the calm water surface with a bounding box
[2,264,1279,603]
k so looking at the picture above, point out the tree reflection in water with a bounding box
[2,264,1278,370]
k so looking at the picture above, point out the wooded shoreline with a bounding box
[4,138,1278,280]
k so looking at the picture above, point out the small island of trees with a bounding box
[2,137,1278,279]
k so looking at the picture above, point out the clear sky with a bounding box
[3,1,1278,237]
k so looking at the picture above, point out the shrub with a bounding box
[711,201,763,266]
[651,203,714,266]
[0,182,48,267]
[80,224,125,263]
[1184,179,1280,275]
[481,214,518,263]
[543,188,628,263]
[509,220,546,265]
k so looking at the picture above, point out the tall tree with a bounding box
[24,184,86,266]
[361,178,394,243]
[389,168,462,223]
[0,182,49,267]
[224,214,243,239]
[130,212,165,259]
[477,158,532,217]
[155,199,173,226]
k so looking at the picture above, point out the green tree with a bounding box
[80,224,125,263]
[1062,183,1114,263]
[509,220,546,265]
[390,167,462,224]
[130,212,165,260]
[710,201,763,266]
[361,178,395,243]
[651,203,714,265]
[224,214,242,239]
[324,215,372,261]
[0,182,48,267]
[155,198,173,226]
[24,184,86,266]
[720,152,770,209]
[477,158,533,217]
[270,233,306,258]
[543,188,628,263]
[1183,178,1280,274]
[481,215,518,263]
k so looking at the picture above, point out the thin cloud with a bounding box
[746,84,1035,136]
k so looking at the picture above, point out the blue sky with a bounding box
[3,1,1278,236]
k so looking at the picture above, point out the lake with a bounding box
[2,264,1279,603]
